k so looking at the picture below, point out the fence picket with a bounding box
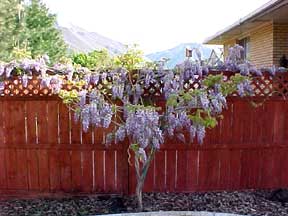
[186,150,199,191]
[154,150,166,191]
[36,101,49,145]
[27,149,39,190]
[71,150,82,192]
[0,150,7,189]
[60,150,72,192]
[38,149,50,191]
[82,151,93,192]
[94,150,105,192]
[49,150,61,191]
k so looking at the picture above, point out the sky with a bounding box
[43,0,270,54]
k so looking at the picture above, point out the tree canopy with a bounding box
[0,0,28,61]
[0,0,67,63]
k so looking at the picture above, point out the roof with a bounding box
[204,0,288,44]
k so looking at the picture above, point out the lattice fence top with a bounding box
[1,71,288,98]
[1,78,53,97]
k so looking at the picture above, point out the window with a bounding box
[237,37,250,60]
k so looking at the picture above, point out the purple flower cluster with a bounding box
[39,75,63,93]
[166,111,191,135]
[53,63,73,75]
[165,110,207,144]
[81,105,90,132]
[237,80,254,97]
[199,92,210,110]
[161,58,210,99]
[89,103,101,126]
[224,45,244,71]
[102,104,113,128]
[210,92,227,114]
[125,107,163,149]
[115,126,126,143]
[77,89,114,132]
[133,84,143,104]
[196,125,206,144]
[211,45,284,76]
[107,68,129,100]
[0,81,5,93]
[0,64,5,76]
[90,73,100,85]
[49,76,63,93]
[185,124,206,144]
[166,112,177,136]
[78,90,87,107]
[177,59,203,80]
[79,102,113,132]
[138,68,158,88]
[163,70,179,98]
[40,76,51,88]
[21,74,29,88]
[112,84,124,99]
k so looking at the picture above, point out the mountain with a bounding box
[146,43,221,69]
[59,25,126,54]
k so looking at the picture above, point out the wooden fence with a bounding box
[0,72,288,196]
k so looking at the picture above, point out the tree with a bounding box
[0,0,28,61]
[72,49,114,70]
[24,0,67,63]
[0,0,67,63]
[58,46,255,210]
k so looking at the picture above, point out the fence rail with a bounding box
[0,72,288,197]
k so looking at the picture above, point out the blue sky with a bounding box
[43,0,269,53]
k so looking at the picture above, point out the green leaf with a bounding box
[166,94,178,107]
[182,92,192,101]
[204,117,217,128]
[130,143,139,152]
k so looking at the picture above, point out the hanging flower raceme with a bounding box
[162,70,178,98]
[69,89,115,133]
[195,124,206,144]
[199,92,210,110]
[209,91,227,114]
[112,84,124,99]
[81,105,90,132]
[0,64,5,77]
[19,58,48,75]
[224,44,244,71]
[78,90,87,107]
[115,126,126,143]
[125,106,164,149]
[40,76,51,88]
[236,79,254,97]
[90,73,100,85]
[21,74,29,88]
[49,75,63,93]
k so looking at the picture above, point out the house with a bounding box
[204,0,288,68]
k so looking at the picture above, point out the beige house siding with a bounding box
[250,23,274,68]
[223,22,274,68]
[273,23,288,66]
